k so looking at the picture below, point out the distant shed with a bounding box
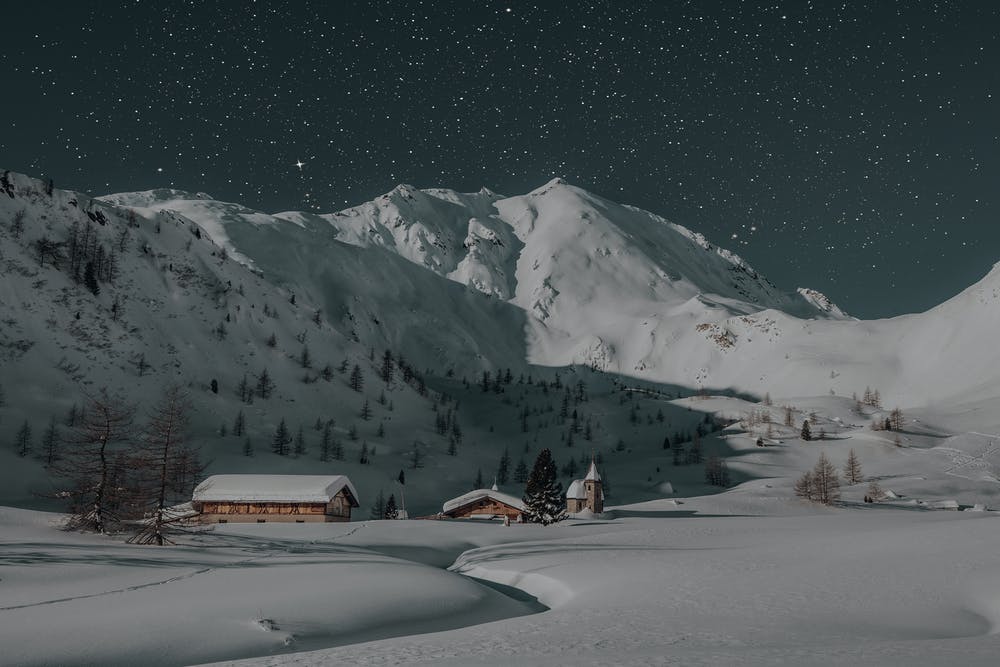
[442,485,525,521]
[192,474,359,523]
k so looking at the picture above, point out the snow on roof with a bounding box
[566,479,605,500]
[585,461,601,481]
[192,475,359,506]
[442,488,525,514]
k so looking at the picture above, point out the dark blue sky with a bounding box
[3,1,998,318]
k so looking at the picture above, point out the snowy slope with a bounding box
[101,178,855,392]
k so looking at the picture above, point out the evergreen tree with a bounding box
[349,364,364,392]
[513,457,529,483]
[843,448,863,485]
[380,349,394,384]
[360,398,372,421]
[331,432,344,461]
[359,441,369,464]
[233,410,245,437]
[867,478,884,501]
[14,420,32,457]
[300,345,312,369]
[256,368,275,399]
[271,418,292,456]
[294,426,306,456]
[800,419,812,441]
[686,434,702,464]
[522,448,566,525]
[243,438,254,457]
[473,468,484,489]
[410,443,424,469]
[369,489,385,519]
[497,447,511,485]
[447,436,458,456]
[41,415,59,465]
[84,260,99,295]
[319,422,333,462]
[385,494,399,519]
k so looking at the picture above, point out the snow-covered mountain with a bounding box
[100,178,851,382]
[6,166,1000,513]
[100,176,1000,409]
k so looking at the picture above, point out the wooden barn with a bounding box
[192,474,360,523]
[441,483,525,521]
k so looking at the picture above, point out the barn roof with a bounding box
[192,474,359,506]
[442,488,525,514]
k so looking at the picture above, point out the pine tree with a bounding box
[233,410,245,437]
[410,443,423,469]
[256,368,275,399]
[385,494,399,519]
[369,489,385,519]
[800,419,812,441]
[14,420,32,457]
[271,418,292,456]
[843,449,863,485]
[243,438,254,457]
[319,422,333,462]
[522,448,566,525]
[513,457,529,483]
[294,426,306,456]
[359,441,369,464]
[497,447,511,485]
[381,349,394,383]
[84,260,99,295]
[360,398,372,421]
[473,468,484,489]
[300,345,312,369]
[447,436,458,456]
[349,364,364,392]
[41,415,59,465]
[867,478,884,501]
[686,434,702,464]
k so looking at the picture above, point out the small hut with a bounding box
[442,482,525,521]
[192,474,359,523]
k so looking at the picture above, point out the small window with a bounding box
[257,519,266,523]
[218,519,227,524]
[295,520,304,523]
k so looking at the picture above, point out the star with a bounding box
[294,159,305,171]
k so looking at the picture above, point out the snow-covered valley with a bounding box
[4,168,1000,665]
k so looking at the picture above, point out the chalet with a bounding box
[566,461,604,514]
[442,482,525,521]
[192,474,360,523]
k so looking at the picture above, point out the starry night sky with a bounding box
[3,1,998,318]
